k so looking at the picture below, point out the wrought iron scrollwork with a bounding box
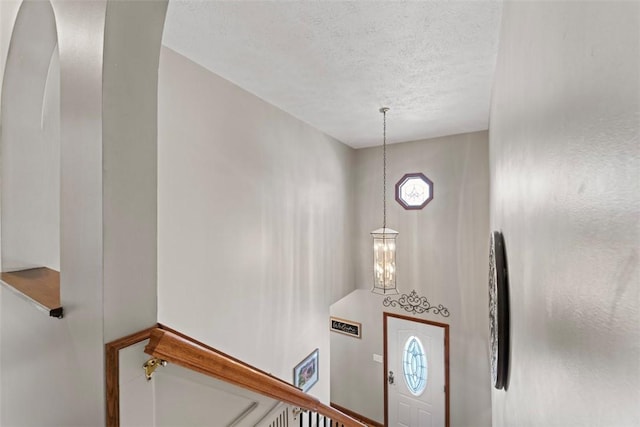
[382,290,450,317]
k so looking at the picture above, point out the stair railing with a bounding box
[144,328,365,427]
[105,324,366,427]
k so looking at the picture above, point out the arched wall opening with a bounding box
[1,0,168,424]
[1,0,60,273]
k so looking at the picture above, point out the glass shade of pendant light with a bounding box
[372,107,399,295]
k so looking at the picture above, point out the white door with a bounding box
[386,315,447,427]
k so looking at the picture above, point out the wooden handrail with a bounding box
[144,328,366,427]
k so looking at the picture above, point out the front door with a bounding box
[384,313,449,427]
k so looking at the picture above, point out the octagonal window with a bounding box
[395,173,434,210]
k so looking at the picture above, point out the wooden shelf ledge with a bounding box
[0,267,63,318]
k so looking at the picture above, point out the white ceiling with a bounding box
[162,1,503,148]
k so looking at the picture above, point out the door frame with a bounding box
[383,312,450,427]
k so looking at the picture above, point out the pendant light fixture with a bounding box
[372,107,399,295]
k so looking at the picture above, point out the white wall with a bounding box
[1,2,106,424]
[101,0,167,343]
[0,2,21,414]
[1,0,59,272]
[490,1,639,426]
[331,131,491,426]
[157,46,356,404]
[118,341,280,427]
[0,1,167,425]
[119,340,156,427]
[0,0,21,115]
[155,365,277,427]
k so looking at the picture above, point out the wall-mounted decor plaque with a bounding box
[330,317,362,338]
[293,348,319,393]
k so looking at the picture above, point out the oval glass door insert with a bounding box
[402,335,428,396]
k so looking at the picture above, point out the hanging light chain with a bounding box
[372,107,398,295]
[381,107,389,230]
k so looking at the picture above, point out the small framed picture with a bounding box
[293,348,319,393]
[330,316,362,339]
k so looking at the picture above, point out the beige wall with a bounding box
[157,46,356,404]
[490,1,639,426]
[331,131,491,426]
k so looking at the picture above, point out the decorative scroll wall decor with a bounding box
[382,290,450,317]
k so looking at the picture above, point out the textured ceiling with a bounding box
[162,1,503,148]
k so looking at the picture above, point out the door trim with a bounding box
[383,312,450,427]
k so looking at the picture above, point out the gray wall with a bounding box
[331,131,491,426]
[489,2,639,426]
[157,46,356,404]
